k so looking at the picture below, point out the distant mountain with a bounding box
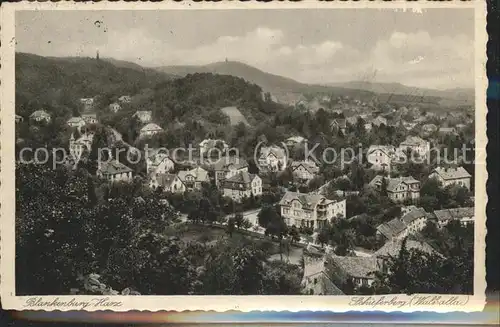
[15,53,286,128]
[16,52,172,101]
[329,81,474,105]
[155,61,377,104]
[156,61,472,108]
[157,61,303,91]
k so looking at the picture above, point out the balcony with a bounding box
[317,205,327,212]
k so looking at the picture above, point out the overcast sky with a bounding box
[16,9,474,89]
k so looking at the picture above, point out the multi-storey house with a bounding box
[279,192,346,229]
[428,166,472,190]
[222,171,262,202]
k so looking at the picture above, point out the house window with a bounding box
[314,278,318,285]
[362,278,368,286]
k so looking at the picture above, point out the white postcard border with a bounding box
[0,0,487,312]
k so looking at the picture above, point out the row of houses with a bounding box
[301,239,438,294]
[368,166,471,203]
[376,205,475,241]
[367,136,431,171]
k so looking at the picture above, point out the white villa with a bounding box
[369,175,421,202]
[149,173,186,194]
[222,171,262,202]
[213,157,249,188]
[367,145,397,171]
[429,166,472,190]
[258,145,287,171]
[97,160,133,183]
[67,117,86,129]
[82,113,98,125]
[109,102,121,113]
[30,110,51,123]
[177,167,209,190]
[139,123,163,138]
[290,161,319,182]
[398,136,430,158]
[133,110,153,124]
[279,191,346,229]
[433,207,474,227]
[146,149,175,176]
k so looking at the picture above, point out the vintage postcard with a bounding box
[0,1,487,312]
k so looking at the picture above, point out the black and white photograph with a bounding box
[0,2,487,311]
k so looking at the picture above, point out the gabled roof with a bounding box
[431,166,471,180]
[212,157,248,171]
[67,117,85,124]
[177,167,208,182]
[367,145,396,157]
[30,110,50,118]
[259,145,286,160]
[302,256,344,295]
[82,113,97,119]
[369,175,419,192]
[222,171,258,190]
[291,161,319,175]
[400,136,428,147]
[279,191,333,209]
[154,173,179,188]
[433,207,474,221]
[133,110,152,119]
[98,160,132,175]
[386,176,419,192]
[401,207,427,224]
[374,239,437,258]
[140,123,163,132]
[225,171,257,184]
[376,218,407,239]
[327,255,381,279]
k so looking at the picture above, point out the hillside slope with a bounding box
[156,61,472,108]
[15,52,172,116]
[155,61,376,104]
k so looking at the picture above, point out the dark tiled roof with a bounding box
[328,255,381,279]
[212,157,248,171]
[279,191,332,208]
[432,167,471,180]
[374,239,436,258]
[222,171,257,190]
[401,207,427,224]
[433,207,474,221]
[99,160,132,175]
[291,161,319,175]
[376,218,407,239]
